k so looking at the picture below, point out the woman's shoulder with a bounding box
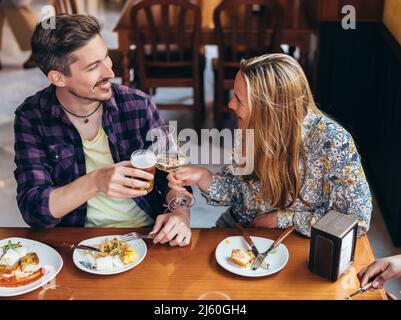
[303,112,354,148]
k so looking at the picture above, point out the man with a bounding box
[13,14,191,246]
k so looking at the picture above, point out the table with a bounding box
[113,0,318,86]
[0,227,386,300]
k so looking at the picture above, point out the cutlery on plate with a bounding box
[235,223,260,258]
[72,244,101,252]
[251,226,296,270]
[48,242,101,252]
[346,282,374,299]
[119,232,154,242]
[234,223,269,269]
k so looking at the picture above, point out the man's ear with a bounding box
[47,70,67,87]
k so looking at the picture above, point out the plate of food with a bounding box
[72,235,147,275]
[215,236,289,277]
[0,237,63,297]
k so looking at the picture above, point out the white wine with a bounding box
[156,153,187,172]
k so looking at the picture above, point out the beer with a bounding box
[130,149,157,192]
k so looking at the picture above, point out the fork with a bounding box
[251,226,296,270]
[119,232,154,242]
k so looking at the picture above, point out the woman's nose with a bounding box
[228,97,236,111]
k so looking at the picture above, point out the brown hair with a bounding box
[239,53,322,209]
[31,14,101,76]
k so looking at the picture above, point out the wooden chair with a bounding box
[50,0,130,81]
[130,0,205,132]
[51,0,78,15]
[213,0,285,128]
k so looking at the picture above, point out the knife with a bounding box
[346,282,374,299]
[235,223,260,259]
[46,241,101,252]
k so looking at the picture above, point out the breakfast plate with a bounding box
[72,235,147,275]
[0,237,63,297]
[215,236,289,277]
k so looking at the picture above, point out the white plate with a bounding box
[0,237,63,297]
[73,235,147,275]
[215,236,289,277]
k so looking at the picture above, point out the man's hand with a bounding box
[93,161,153,198]
[249,211,278,228]
[357,254,401,289]
[149,209,191,247]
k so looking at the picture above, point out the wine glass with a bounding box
[197,291,231,300]
[37,266,74,300]
[150,125,195,211]
[37,284,75,300]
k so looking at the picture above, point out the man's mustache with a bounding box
[94,78,112,88]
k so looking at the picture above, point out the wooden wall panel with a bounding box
[301,0,384,22]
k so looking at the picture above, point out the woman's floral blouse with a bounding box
[201,112,372,237]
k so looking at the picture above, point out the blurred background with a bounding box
[0,0,400,298]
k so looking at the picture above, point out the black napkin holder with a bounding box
[308,210,358,281]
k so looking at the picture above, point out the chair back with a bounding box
[213,0,284,67]
[51,0,78,15]
[130,0,201,79]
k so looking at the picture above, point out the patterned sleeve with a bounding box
[276,127,372,238]
[277,207,327,237]
[325,131,372,236]
[13,108,62,229]
[201,165,243,207]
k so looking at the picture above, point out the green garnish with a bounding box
[0,241,21,259]
[1,241,21,252]
[79,261,95,270]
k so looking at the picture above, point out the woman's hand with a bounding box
[357,254,401,289]
[167,166,213,193]
[249,211,278,228]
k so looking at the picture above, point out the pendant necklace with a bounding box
[59,101,102,124]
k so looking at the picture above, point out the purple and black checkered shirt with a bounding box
[14,83,170,229]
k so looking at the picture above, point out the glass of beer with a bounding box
[130,149,157,193]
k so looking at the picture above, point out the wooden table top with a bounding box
[0,227,386,300]
[114,0,315,33]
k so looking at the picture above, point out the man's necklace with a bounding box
[59,102,102,124]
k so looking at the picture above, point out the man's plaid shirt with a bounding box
[14,83,171,228]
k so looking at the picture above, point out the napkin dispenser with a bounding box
[308,210,358,281]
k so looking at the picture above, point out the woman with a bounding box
[168,54,372,237]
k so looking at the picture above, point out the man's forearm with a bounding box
[48,171,98,219]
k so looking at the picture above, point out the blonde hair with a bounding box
[239,53,321,209]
